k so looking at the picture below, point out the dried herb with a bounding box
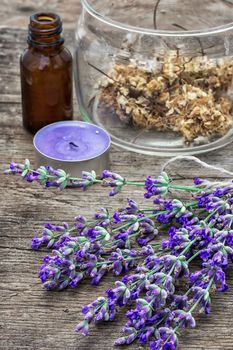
[100,55,233,143]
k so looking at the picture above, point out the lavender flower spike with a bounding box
[8,159,233,349]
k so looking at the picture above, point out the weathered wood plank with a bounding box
[0,0,81,30]
[1,27,233,350]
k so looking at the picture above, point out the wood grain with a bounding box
[0,0,81,30]
[1,27,233,350]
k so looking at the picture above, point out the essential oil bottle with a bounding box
[20,12,73,133]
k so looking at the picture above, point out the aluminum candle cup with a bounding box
[33,121,111,177]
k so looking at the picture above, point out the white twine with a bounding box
[162,156,233,178]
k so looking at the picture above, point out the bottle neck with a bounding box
[28,12,64,49]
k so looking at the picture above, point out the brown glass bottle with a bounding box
[20,13,73,133]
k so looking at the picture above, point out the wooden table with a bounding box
[1,5,233,350]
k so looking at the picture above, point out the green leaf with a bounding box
[115,181,124,186]
[78,237,89,243]
[53,250,63,259]
[162,171,170,183]
[25,159,30,168]
[91,170,97,179]
[60,180,68,189]
[47,239,55,248]
[57,177,66,184]
[104,232,111,241]
[21,169,29,178]
[38,167,48,176]
[57,169,67,177]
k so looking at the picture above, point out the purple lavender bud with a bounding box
[42,228,53,237]
[215,268,228,292]
[140,246,155,256]
[137,234,152,247]
[190,270,202,285]
[144,173,169,198]
[31,236,49,250]
[43,256,51,263]
[226,232,233,246]
[109,186,123,197]
[62,222,69,229]
[164,200,175,210]
[59,279,69,290]
[63,247,74,256]
[90,226,111,241]
[212,251,228,268]
[75,215,87,223]
[144,187,167,199]
[101,170,126,196]
[108,302,116,321]
[163,255,177,270]
[200,248,211,261]
[174,259,189,279]
[150,340,163,350]
[172,310,196,328]
[95,310,107,322]
[163,342,177,350]
[75,320,89,336]
[208,196,227,210]
[136,298,153,318]
[114,328,137,345]
[151,339,177,350]
[39,266,51,283]
[44,223,63,231]
[164,276,175,295]
[93,208,109,220]
[157,212,175,224]
[102,170,124,181]
[43,281,57,290]
[84,311,94,322]
[138,326,154,344]
[113,261,123,276]
[193,177,205,185]
[147,285,168,304]
[102,170,112,178]
[171,295,188,310]
[213,187,231,197]
[192,286,206,299]
[91,266,107,285]
[26,173,39,182]
[125,309,144,328]
[76,242,91,259]
[152,327,178,350]
[46,181,58,188]
[191,287,211,314]
[106,281,131,307]
[158,327,178,343]
[225,246,233,257]
[82,304,91,315]
[70,274,84,288]
[9,161,20,170]
[47,238,56,249]
[92,299,109,321]
[45,165,54,172]
[124,198,139,214]
[113,212,121,223]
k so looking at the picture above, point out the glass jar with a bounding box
[75,0,233,156]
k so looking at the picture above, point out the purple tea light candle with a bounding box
[33,121,111,177]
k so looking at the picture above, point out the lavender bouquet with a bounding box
[5,159,233,350]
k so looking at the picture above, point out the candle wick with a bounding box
[69,142,79,149]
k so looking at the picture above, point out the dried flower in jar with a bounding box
[100,52,233,143]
